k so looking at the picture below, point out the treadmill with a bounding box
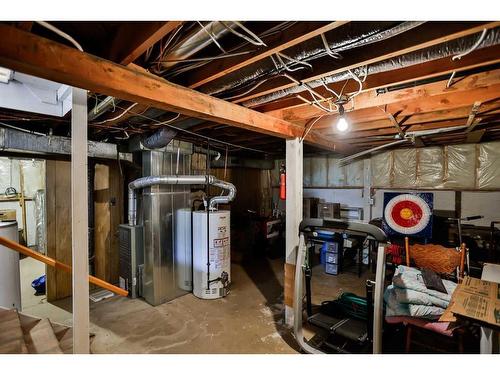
[293,218,389,354]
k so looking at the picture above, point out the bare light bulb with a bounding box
[336,117,349,132]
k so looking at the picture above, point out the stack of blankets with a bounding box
[384,265,457,320]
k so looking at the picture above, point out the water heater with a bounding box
[0,221,21,310]
[192,210,230,299]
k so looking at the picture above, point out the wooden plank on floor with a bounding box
[0,309,28,354]
[23,318,63,354]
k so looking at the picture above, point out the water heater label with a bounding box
[213,237,229,247]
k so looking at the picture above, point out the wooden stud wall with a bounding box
[46,160,72,301]
[46,160,123,301]
[93,162,123,285]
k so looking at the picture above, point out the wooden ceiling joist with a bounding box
[0,24,356,153]
[235,22,500,105]
[266,69,500,121]
[186,21,349,89]
[464,101,483,133]
[108,21,183,66]
[251,44,500,113]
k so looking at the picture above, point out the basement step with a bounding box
[0,307,75,354]
[22,318,63,354]
[0,308,29,354]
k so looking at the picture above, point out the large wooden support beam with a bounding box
[71,87,89,354]
[0,26,295,137]
[186,21,349,89]
[108,21,183,66]
[284,138,303,326]
[0,25,352,152]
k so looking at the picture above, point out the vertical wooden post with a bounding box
[405,236,410,267]
[284,138,303,326]
[71,87,89,354]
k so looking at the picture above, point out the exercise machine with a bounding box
[293,218,388,354]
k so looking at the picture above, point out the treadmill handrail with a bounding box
[300,218,388,243]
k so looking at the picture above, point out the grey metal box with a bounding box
[119,224,144,299]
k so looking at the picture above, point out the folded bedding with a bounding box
[384,265,457,320]
[384,285,445,319]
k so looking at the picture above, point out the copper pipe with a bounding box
[0,236,128,297]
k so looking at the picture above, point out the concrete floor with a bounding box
[19,257,72,325]
[19,254,369,354]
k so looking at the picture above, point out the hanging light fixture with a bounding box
[335,103,349,132]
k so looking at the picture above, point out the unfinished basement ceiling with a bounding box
[0,21,499,158]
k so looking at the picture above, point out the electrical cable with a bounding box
[157,49,254,63]
[0,121,46,136]
[196,21,226,54]
[452,28,488,60]
[221,21,267,47]
[300,115,325,141]
[91,103,139,125]
[35,21,84,51]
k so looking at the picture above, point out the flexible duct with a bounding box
[141,128,178,149]
[128,175,236,225]
[139,132,222,161]
[202,22,424,97]
[243,27,500,107]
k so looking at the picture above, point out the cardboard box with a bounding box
[445,276,500,327]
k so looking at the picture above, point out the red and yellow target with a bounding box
[383,193,433,237]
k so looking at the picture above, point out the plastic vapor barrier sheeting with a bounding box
[34,189,46,254]
[310,157,328,187]
[417,147,444,189]
[392,149,417,188]
[277,141,500,190]
[19,159,45,197]
[303,157,312,187]
[371,152,392,187]
[346,160,364,186]
[478,142,500,189]
[0,157,14,195]
[445,144,476,189]
[327,158,346,187]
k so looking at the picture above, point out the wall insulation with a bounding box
[273,140,500,191]
[370,141,500,190]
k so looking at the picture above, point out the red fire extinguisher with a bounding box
[279,163,286,200]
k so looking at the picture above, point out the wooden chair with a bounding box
[401,239,466,352]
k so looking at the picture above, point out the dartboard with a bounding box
[383,193,433,238]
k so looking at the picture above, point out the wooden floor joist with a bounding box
[234,22,500,105]
[186,21,349,89]
[0,24,358,153]
[266,69,500,121]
